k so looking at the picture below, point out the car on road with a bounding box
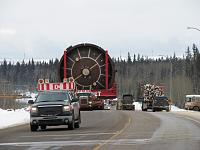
[185,95,200,111]
[28,91,81,131]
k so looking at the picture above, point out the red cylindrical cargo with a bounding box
[58,43,115,90]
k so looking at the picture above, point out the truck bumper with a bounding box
[153,106,169,110]
[122,105,135,110]
[30,116,72,126]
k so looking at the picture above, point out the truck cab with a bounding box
[77,92,95,111]
[121,94,135,110]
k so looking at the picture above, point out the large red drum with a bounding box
[58,43,115,90]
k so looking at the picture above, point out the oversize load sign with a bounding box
[38,82,75,91]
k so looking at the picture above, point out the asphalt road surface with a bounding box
[0,109,200,150]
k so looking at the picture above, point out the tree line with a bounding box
[115,44,200,107]
[0,44,199,108]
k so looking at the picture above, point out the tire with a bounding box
[142,102,147,111]
[75,112,81,128]
[68,115,75,130]
[166,109,170,112]
[41,125,46,130]
[153,108,156,112]
[30,125,38,132]
[142,108,147,111]
[74,121,80,128]
[193,106,199,111]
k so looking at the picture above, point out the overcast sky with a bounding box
[0,0,200,60]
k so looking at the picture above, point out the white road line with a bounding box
[0,139,150,147]
[171,112,200,125]
[184,116,200,124]
[20,132,117,138]
[0,138,199,147]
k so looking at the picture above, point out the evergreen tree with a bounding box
[127,52,132,64]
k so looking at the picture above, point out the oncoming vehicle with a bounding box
[104,103,111,110]
[152,96,170,112]
[185,95,200,111]
[121,94,135,110]
[77,92,96,111]
[28,79,81,131]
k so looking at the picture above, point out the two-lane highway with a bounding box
[0,109,199,150]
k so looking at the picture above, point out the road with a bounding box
[0,109,200,150]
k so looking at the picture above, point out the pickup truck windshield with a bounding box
[36,92,69,102]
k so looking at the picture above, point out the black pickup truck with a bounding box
[121,94,135,110]
[152,96,170,112]
[28,91,81,131]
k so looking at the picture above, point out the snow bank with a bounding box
[134,102,142,110]
[133,102,185,112]
[170,105,185,112]
[0,108,30,129]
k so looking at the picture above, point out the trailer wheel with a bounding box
[193,106,199,111]
[142,108,147,111]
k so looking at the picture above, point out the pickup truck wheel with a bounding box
[74,121,80,128]
[75,113,81,128]
[41,125,46,130]
[68,115,75,130]
[30,125,38,132]
[193,106,199,111]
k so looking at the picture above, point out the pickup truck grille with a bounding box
[80,99,88,104]
[38,105,63,116]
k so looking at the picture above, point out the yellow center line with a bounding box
[92,116,132,150]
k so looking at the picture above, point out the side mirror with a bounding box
[28,100,34,104]
[71,98,79,103]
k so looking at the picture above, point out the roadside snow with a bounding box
[133,101,185,112]
[134,102,142,110]
[0,99,194,130]
[170,105,185,111]
[0,108,30,129]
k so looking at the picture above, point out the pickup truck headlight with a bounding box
[63,105,71,111]
[30,107,37,113]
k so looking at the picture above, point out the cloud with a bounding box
[0,0,199,59]
[0,28,16,36]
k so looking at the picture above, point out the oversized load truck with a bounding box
[141,84,170,112]
[77,92,95,111]
[77,91,104,110]
[58,43,117,106]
